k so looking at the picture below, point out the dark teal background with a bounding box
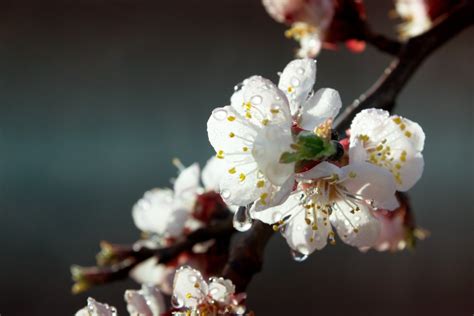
[0,0,472,315]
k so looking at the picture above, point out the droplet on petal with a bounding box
[221,189,231,199]
[251,95,263,105]
[290,77,300,87]
[212,108,228,121]
[233,206,253,232]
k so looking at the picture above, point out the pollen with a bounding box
[392,117,402,125]
[194,283,200,288]
[260,193,268,205]
[245,111,252,119]
[287,86,293,93]
[257,180,265,188]
[404,131,412,138]
[216,150,224,159]
[348,171,357,178]
[242,146,249,152]
[358,134,369,142]
[228,167,236,174]
[400,123,406,130]
[229,132,235,138]
[239,173,246,182]
[244,102,252,110]
[270,108,280,114]
[261,118,269,126]
[185,293,192,299]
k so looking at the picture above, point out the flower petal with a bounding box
[174,163,200,202]
[231,75,292,127]
[300,88,341,130]
[251,185,300,225]
[349,108,425,191]
[278,58,317,115]
[330,201,380,248]
[341,162,399,210]
[172,266,208,308]
[125,285,166,316]
[130,257,175,295]
[282,194,331,255]
[132,189,189,237]
[250,175,295,214]
[75,298,117,316]
[208,277,236,304]
[298,161,342,180]
[201,156,226,192]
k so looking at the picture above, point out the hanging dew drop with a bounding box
[233,206,252,232]
[171,294,184,308]
[291,249,308,262]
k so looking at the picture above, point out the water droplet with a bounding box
[297,67,305,75]
[354,216,361,222]
[212,108,228,121]
[291,249,308,262]
[251,95,263,105]
[233,206,253,232]
[234,82,244,91]
[221,189,231,199]
[277,71,282,76]
[275,95,281,100]
[188,275,197,283]
[296,225,303,231]
[209,288,219,296]
[171,294,184,308]
[291,77,300,87]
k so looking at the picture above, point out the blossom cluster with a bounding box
[207,58,425,256]
[76,267,246,316]
[261,0,457,57]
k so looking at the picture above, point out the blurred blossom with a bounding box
[394,0,459,39]
[262,0,366,56]
[130,158,233,293]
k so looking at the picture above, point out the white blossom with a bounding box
[253,161,398,255]
[172,266,244,315]
[395,0,432,39]
[349,108,425,191]
[207,58,342,211]
[125,284,166,316]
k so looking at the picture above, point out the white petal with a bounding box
[172,266,208,308]
[252,124,295,186]
[251,184,300,224]
[298,161,342,180]
[132,189,189,237]
[75,298,117,316]
[201,156,226,192]
[231,75,292,126]
[174,163,200,202]
[130,257,175,295]
[282,194,331,254]
[349,108,425,191]
[300,88,341,130]
[250,175,295,214]
[330,201,380,248]
[125,285,166,316]
[278,58,317,115]
[208,277,235,304]
[341,162,399,210]
[297,32,323,58]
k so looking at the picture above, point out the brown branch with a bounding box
[71,217,235,293]
[222,220,274,292]
[334,1,474,131]
[361,27,402,55]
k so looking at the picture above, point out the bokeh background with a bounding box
[0,0,472,315]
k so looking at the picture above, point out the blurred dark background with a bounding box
[0,0,472,315]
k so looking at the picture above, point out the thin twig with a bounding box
[334,1,474,131]
[71,217,234,292]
